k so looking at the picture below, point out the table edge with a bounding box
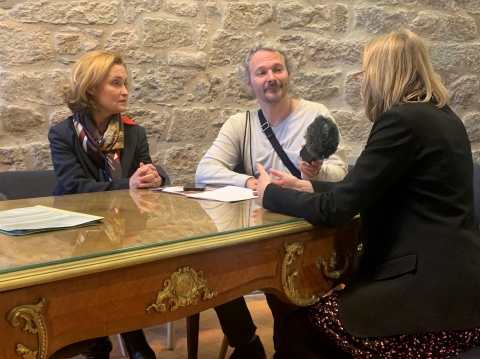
[0,220,314,292]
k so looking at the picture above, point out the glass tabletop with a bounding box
[0,189,300,275]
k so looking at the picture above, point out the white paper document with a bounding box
[185,186,258,202]
[0,205,103,236]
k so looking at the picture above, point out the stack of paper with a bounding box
[154,185,258,202]
[0,205,103,236]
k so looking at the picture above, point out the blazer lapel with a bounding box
[121,124,137,178]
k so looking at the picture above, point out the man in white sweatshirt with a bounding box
[195,41,348,359]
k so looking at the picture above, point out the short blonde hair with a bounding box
[64,51,126,115]
[361,30,449,122]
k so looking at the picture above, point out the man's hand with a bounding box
[299,160,323,178]
[129,163,163,189]
[255,163,272,199]
[245,177,258,191]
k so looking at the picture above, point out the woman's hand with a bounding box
[129,163,162,189]
[269,168,314,193]
[255,163,272,199]
[269,168,301,189]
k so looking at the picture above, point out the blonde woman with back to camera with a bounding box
[255,30,480,358]
[48,51,161,359]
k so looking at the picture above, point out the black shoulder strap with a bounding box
[258,110,301,179]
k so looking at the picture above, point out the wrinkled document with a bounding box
[0,205,103,236]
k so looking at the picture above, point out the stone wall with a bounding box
[0,0,479,183]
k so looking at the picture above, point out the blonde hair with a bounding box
[361,30,449,122]
[64,51,126,115]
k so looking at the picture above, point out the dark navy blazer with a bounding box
[48,115,163,195]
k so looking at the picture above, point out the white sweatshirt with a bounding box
[195,99,348,187]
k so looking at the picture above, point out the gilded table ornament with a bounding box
[146,267,217,313]
[282,242,319,307]
[6,298,48,359]
[316,249,352,279]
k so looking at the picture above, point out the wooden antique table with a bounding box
[0,189,359,359]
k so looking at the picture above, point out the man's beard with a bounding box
[262,84,288,104]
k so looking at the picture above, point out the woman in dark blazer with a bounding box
[256,30,480,358]
[48,51,160,359]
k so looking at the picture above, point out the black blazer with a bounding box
[264,102,480,337]
[49,115,163,195]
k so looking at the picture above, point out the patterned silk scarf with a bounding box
[72,112,125,181]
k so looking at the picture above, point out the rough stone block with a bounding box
[121,0,162,23]
[278,34,306,68]
[438,14,477,42]
[0,105,45,135]
[169,68,199,80]
[333,4,348,33]
[369,0,399,3]
[404,0,448,6]
[205,0,220,18]
[164,144,201,176]
[309,37,363,67]
[167,107,208,142]
[467,45,480,73]
[453,0,480,14]
[84,28,103,37]
[142,17,194,48]
[277,2,329,33]
[123,107,168,140]
[167,1,199,17]
[224,71,255,104]
[290,70,341,102]
[9,1,119,24]
[49,108,72,126]
[105,28,155,64]
[428,44,465,72]
[167,51,207,69]
[196,24,208,51]
[0,70,68,106]
[209,30,254,67]
[449,75,480,111]
[194,73,222,103]
[55,33,81,54]
[331,110,371,145]
[222,2,272,30]
[27,142,53,170]
[344,72,363,110]
[211,108,243,138]
[0,146,26,171]
[0,24,54,66]
[464,113,480,145]
[363,6,408,34]
[133,69,187,102]
[409,12,438,38]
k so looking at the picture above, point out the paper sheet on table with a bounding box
[185,186,258,202]
[155,186,185,193]
[0,205,103,236]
